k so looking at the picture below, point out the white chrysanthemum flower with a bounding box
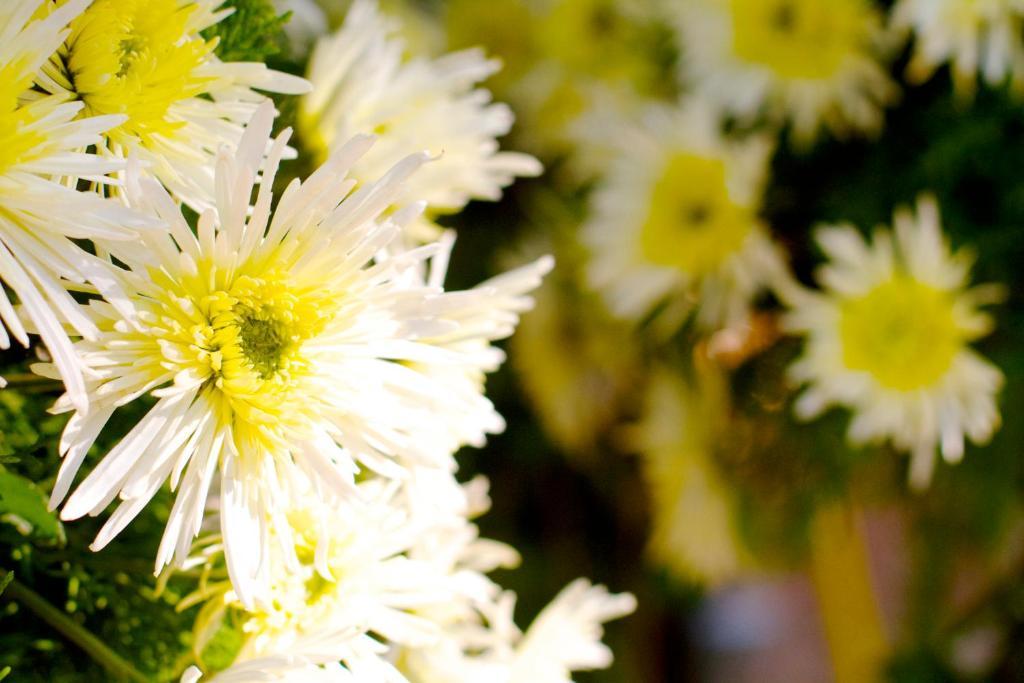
[299,0,541,240]
[0,0,153,410]
[36,0,310,211]
[673,0,898,145]
[784,196,1004,488]
[181,473,630,683]
[582,103,786,333]
[892,0,1024,97]
[40,102,549,604]
[181,478,465,680]
[628,369,749,585]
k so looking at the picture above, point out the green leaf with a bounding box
[0,569,12,598]
[202,0,291,63]
[0,469,63,541]
[198,608,244,674]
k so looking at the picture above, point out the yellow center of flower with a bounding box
[233,306,296,380]
[64,0,214,143]
[142,268,335,440]
[838,275,963,391]
[197,275,330,403]
[639,152,753,275]
[0,67,45,175]
[729,0,871,79]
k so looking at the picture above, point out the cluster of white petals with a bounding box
[180,476,633,683]
[0,0,156,409]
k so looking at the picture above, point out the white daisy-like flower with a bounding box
[299,0,541,241]
[628,369,749,585]
[784,195,1004,488]
[892,0,1024,97]
[40,102,549,604]
[582,103,786,333]
[0,0,153,410]
[36,0,310,211]
[673,0,898,146]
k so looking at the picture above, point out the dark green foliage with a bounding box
[0,368,197,682]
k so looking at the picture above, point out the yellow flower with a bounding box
[64,0,213,143]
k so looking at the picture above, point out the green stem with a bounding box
[3,578,148,682]
[0,374,61,389]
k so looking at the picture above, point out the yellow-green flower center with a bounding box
[196,275,330,397]
[64,0,214,144]
[235,306,295,380]
[729,0,870,79]
[639,152,753,275]
[838,275,963,391]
